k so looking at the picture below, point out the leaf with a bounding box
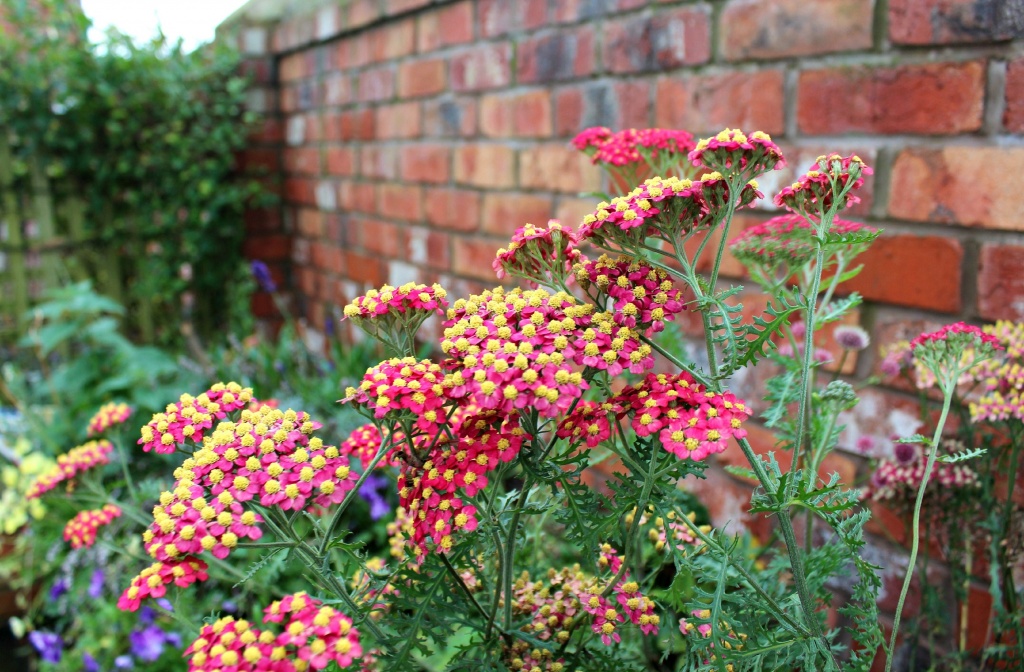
[731,294,801,373]
[723,465,758,481]
[895,434,933,447]
[817,293,863,325]
[819,228,881,248]
[938,446,986,463]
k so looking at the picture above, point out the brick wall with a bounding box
[219,0,1024,655]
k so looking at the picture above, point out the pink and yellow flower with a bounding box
[87,402,132,436]
[26,440,114,500]
[63,504,122,549]
[139,382,253,454]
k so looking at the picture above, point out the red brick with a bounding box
[339,109,375,141]
[282,148,319,176]
[1006,58,1024,132]
[325,147,355,176]
[359,146,399,180]
[424,187,481,232]
[480,91,553,138]
[481,193,554,235]
[406,227,452,270]
[375,102,421,140]
[357,67,395,102]
[416,1,474,52]
[655,70,785,135]
[797,61,985,135]
[450,43,512,92]
[479,94,515,137]
[888,147,1024,230]
[321,74,352,107]
[397,58,447,99]
[979,244,1024,322]
[345,250,385,285]
[244,207,282,235]
[354,218,404,258]
[452,236,504,282]
[517,27,595,84]
[552,0,614,23]
[478,0,547,37]
[249,119,284,145]
[369,18,416,62]
[378,183,423,221]
[400,145,451,184]
[890,0,1022,44]
[238,148,279,173]
[554,198,593,229]
[518,144,601,193]
[283,178,317,205]
[339,181,377,213]
[386,0,431,14]
[279,53,308,83]
[244,234,291,262]
[297,209,323,237]
[423,97,477,137]
[721,0,873,60]
[682,465,769,541]
[453,144,516,189]
[842,235,962,313]
[603,7,710,74]
[554,88,584,137]
[718,423,857,486]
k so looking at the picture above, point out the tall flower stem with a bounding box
[885,387,954,672]
[317,435,393,555]
[503,475,535,632]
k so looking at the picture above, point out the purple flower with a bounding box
[250,260,277,293]
[48,577,69,601]
[129,625,168,662]
[359,474,392,520]
[28,631,62,664]
[165,632,182,648]
[138,606,156,626]
[114,654,134,669]
[221,599,238,613]
[83,652,100,672]
[894,442,918,465]
[834,325,871,351]
[88,569,105,599]
[155,598,173,612]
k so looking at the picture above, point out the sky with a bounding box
[80,0,251,51]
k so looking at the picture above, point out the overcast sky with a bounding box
[81,0,250,50]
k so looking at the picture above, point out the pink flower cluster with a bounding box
[617,373,751,461]
[572,127,694,167]
[774,153,873,214]
[868,440,979,508]
[343,282,448,321]
[86,402,132,436]
[338,423,402,469]
[139,382,253,454]
[688,129,785,175]
[556,400,618,448]
[970,321,1024,422]
[117,558,209,612]
[493,220,581,285]
[729,214,877,270]
[63,504,122,549]
[346,358,448,435]
[578,176,704,243]
[626,506,709,554]
[910,322,1002,352]
[26,440,114,500]
[184,592,361,671]
[574,254,687,333]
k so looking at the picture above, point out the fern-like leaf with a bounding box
[730,294,801,373]
[816,293,863,325]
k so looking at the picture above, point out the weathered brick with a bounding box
[378,183,424,221]
[888,147,1024,230]
[386,0,431,14]
[397,58,447,98]
[843,235,963,313]
[357,66,396,102]
[354,218,404,258]
[890,0,1023,44]
[654,70,785,135]
[979,244,1024,321]
[554,88,584,137]
[452,236,504,282]
[478,0,547,37]
[371,19,417,62]
[359,146,399,180]
[344,250,385,285]
[518,144,601,193]
[423,97,477,138]
[517,27,596,84]
[244,234,292,262]
[339,181,377,213]
[406,226,452,270]
[481,193,554,234]
[339,109,375,141]
[480,90,553,138]
[321,74,352,107]
[603,6,711,73]
[238,148,279,174]
[1006,58,1024,132]
[450,43,512,92]
[416,1,474,52]
[721,0,873,60]
[325,147,356,176]
[554,197,594,228]
[283,177,317,205]
[424,187,481,232]
[797,61,985,135]
[400,144,451,184]
[454,144,516,189]
[553,0,615,23]
[375,102,421,139]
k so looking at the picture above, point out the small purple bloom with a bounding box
[325,316,336,337]
[155,598,174,612]
[834,325,871,351]
[894,442,918,465]
[114,654,134,669]
[359,474,392,520]
[165,632,182,648]
[83,652,100,672]
[250,260,277,293]
[48,578,69,601]
[221,599,238,613]
[138,605,156,626]
[130,625,167,662]
[88,569,105,599]
[29,631,62,664]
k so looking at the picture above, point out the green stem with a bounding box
[317,434,393,555]
[999,428,1022,615]
[440,553,490,623]
[112,428,139,505]
[502,476,534,631]
[707,182,740,291]
[885,388,955,672]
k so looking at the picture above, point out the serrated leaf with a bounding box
[895,434,933,446]
[817,293,863,324]
[730,295,801,374]
[938,446,986,463]
[819,228,881,247]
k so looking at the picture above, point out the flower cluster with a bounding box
[338,423,402,469]
[572,127,694,168]
[343,283,448,350]
[688,129,785,176]
[346,357,449,436]
[556,400,619,448]
[574,254,687,333]
[184,592,361,671]
[729,214,877,273]
[118,559,209,612]
[868,440,980,511]
[493,220,581,287]
[139,382,253,454]
[774,153,872,214]
[63,504,122,549]
[616,373,751,461]
[911,322,1003,391]
[578,176,705,245]
[625,506,708,554]
[970,321,1024,422]
[26,440,114,500]
[87,402,132,436]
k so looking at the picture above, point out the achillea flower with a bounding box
[879,340,913,378]
[343,283,448,351]
[117,558,209,612]
[970,321,1024,423]
[577,176,705,246]
[64,504,122,549]
[688,129,785,176]
[574,254,687,334]
[868,439,980,511]
[87,402,132,436]
[139,383,253,454]
[774,153,872,214]
[493,220,581,287]
[345,358,449,435]
[26,440,114,500]
[573,127,694,168]
[625,506,708,554]
[614,579,660,635]
[556,400,620,448]
[339,423,402,469]
[571,126,612,152]
[615,373,751,462]
[911,322,1002,392]
[728,214,877,273]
